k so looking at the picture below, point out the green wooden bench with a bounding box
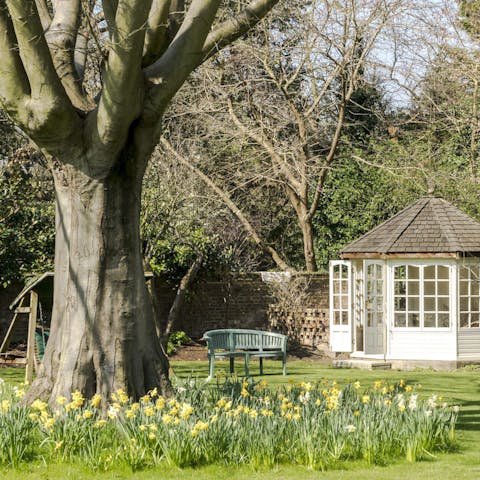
[203,329,287,378]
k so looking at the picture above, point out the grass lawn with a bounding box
[1,359,479,479]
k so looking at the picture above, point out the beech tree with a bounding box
[0,0,279,403]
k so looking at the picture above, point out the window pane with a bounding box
[408,313,420,327]
[437,281,449,296]
[395,266,406,280]
[424,281,435,295]
[472,280,480,297]
[408,296,419,311]
[460,281,469,296]
[341,281,348,294]
[437,265,449,279]
[333,296,339,309]
[395,313,406,327]
[438,313,450,328]
[395,281,406,295]
[341,265,348,277]
[459,266,469,280]
[471,314,480,328]
[394,297,406,311]
[424,265,435,280]
[460,297,469,312]
[424,313,436,328]
[472,297,479,312]
[460,313,469,328]
[334,311,340,325]
[424,297,435,311]
[437,297,449,312]
[367,311,373,327]
[408,265,419,279]
[341,311,348,325]
[408,281,420,295]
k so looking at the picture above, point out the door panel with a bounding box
[329,261,352,352]
[364,262,384,355]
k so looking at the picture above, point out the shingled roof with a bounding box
[341,196,480,257]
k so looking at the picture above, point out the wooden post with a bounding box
[25,290,38,384]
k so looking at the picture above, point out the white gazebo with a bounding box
[329,195,480,368]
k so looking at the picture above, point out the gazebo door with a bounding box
[364,261,384,355]
[329,260,352,352]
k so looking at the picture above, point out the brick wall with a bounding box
[153,273,330,349]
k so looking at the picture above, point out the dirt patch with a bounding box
[168,341,339,364]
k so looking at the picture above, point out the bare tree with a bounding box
[0,0,279,404]
[161,0,402,272]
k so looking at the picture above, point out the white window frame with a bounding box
[329,260,353,352]
[458,261,480,329]
[389,260,455,332]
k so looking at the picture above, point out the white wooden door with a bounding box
[329,261,352,352]
[364,262,384,355]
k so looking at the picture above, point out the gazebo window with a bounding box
[459,265,480,328]
[393,264,450,329]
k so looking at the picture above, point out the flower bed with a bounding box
[0,377,459,471]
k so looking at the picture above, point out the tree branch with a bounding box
[142,0,170,67]
[143,0,221,122]
[161,251,204,344]
[0,3,29,117]
[5,0,81,148]
[34,0,51,30]
[7,0,67,101]
[227,98,304,195]
[201,0,280,62]
[88,0,154,162]
[46,0,91,111]
[161,137,293,272]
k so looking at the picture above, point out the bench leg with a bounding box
[283,354,287,376]
[244,354,250,377]
[208,355,214,379]
[229,356,234,374]
[259,357,264,375]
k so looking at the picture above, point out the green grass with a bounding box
[1,360,480,479]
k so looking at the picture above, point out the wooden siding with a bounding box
[388,330,456,361]
[458,329,480,360]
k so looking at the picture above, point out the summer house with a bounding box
[329,195,480,368]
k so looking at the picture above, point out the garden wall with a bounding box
[153,273,330,350]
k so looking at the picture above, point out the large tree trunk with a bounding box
[26,151,172,404]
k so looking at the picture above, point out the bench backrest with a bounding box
[204,329,287,352]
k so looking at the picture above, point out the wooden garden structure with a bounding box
[0,272,53,383]
[330,195,480,368]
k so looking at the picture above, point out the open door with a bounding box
[329,260,352,352]
[364,261,385,355]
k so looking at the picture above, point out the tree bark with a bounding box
[299,217,317,273]
[26,151,172,404]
